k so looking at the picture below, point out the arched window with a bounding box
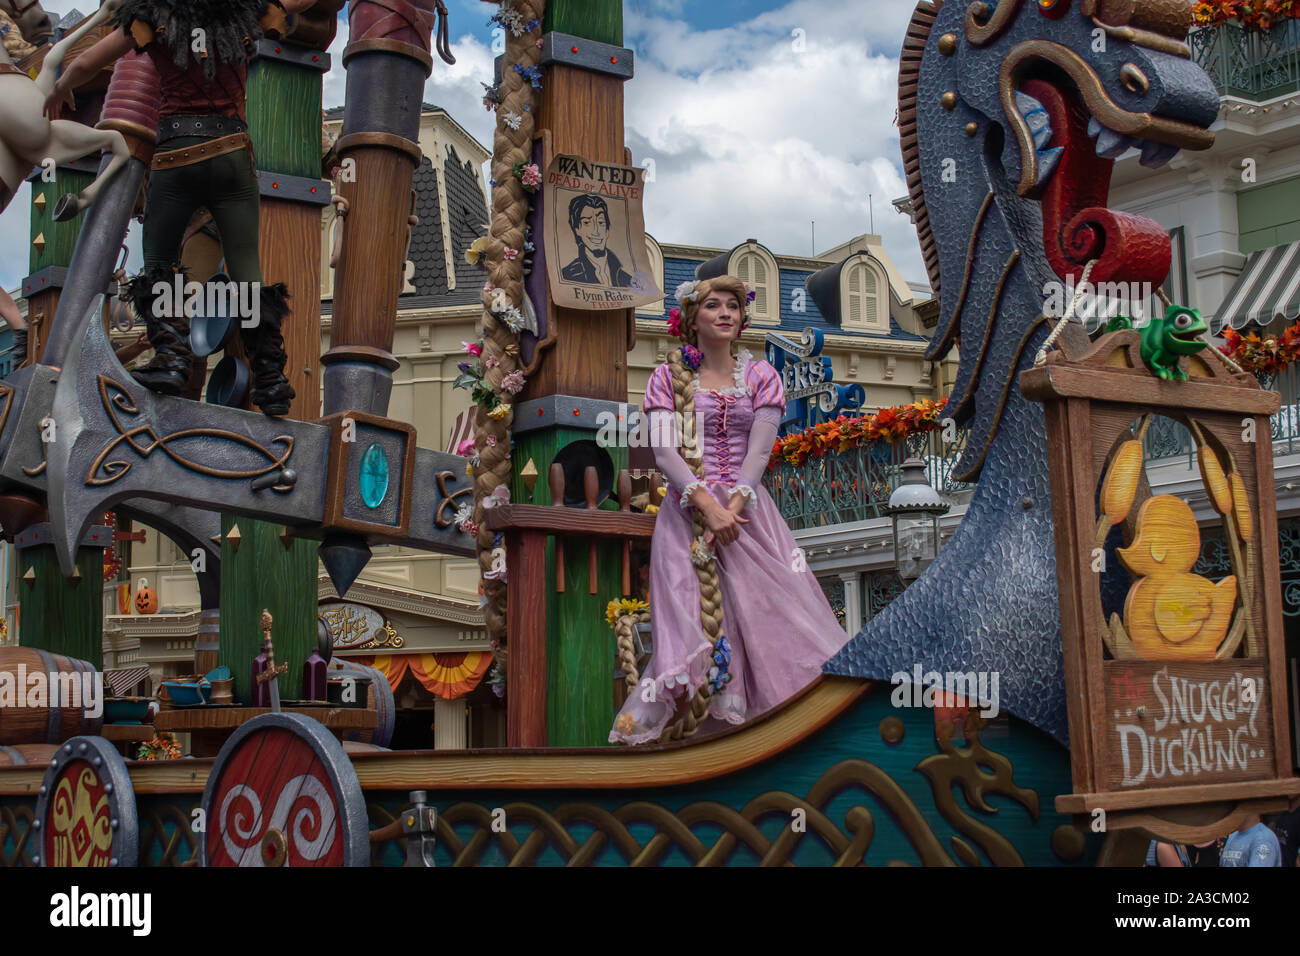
[643,235,665,315]
[731,244,778,325]
[843,258,888,333]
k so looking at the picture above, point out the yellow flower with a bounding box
[606,598,649,626]
[465,236,490,265]
[487,403,511,420]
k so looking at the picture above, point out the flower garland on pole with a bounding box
[1218,320,1300,375]
[463,0,548,696]
[766,397,949,470]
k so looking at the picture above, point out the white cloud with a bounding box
[3,0,931,295]
[623,2,924,280]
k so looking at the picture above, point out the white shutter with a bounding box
[737,253,753,286]
[862,266,878,328]
[847,264,863,326]
[752,256,768,317]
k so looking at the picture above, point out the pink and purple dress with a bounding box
[610,349,852,745]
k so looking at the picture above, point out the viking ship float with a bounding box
[0,0,1297,868]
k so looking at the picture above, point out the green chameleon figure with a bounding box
[1105,304,1208,381]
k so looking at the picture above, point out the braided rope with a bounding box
[474,0,546,666]
[1034,259,1097,366]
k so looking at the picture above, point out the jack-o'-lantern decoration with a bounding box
[134,577,158,615]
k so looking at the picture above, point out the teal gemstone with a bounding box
[359,443,389,509]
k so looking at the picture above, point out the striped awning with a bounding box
[446,406,476,454]
[1214,241,1300,332]
[105,666,152,698]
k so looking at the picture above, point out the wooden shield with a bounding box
[199,713,368,867]
[32,736,138,867]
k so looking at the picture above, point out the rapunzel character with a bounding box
[45,0,316,415]
[610,274,851,745]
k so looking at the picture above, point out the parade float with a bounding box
[0,0,1296,868]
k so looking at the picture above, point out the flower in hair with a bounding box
[666,306,682,338]
[675,280,701,305]
[681,344,702,371]
[690,536,715,568]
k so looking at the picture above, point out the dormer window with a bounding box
[730,243,778,325]
[842,257,889,333]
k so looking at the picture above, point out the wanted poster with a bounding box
[544,153,661,311]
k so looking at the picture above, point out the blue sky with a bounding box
[3,0,925,294]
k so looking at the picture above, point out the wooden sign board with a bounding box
[1102,660,1271,790]
[1021,330,1300,836]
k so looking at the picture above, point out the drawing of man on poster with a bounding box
[561,194,633,288]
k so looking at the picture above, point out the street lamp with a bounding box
[885,457,949,583]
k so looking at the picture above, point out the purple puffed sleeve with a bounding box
[642,363,676,412]
[745,359,786,412]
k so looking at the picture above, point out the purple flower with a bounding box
[681,344,702,371]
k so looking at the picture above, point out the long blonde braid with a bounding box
[473,0,546,656]
[657,275,748,741]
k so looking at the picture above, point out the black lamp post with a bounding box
[885,457,949,583]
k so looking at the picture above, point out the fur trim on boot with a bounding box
[10,326,26,366]
[126,265,192,396]
[243,282,295,417]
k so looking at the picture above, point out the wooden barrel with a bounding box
[0,744,59,767]
[0,648,103,746]
[330,659,395,748]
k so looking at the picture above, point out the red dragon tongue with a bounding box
[1023,78,1171,287]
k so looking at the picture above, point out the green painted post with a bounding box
[217,516,318,702]
[512,0,631,746]
[215,40,331,701]
[511,427,625,746]
[19,159,103,663]
[17,547,104,668]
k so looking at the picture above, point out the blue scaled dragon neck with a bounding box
[826,0,1219,743]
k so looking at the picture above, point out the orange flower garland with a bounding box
[1219,320,1300,375]
[1192,0,1300,30]
[767,397,948,471]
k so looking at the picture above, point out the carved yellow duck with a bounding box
[1117,495,1236,661]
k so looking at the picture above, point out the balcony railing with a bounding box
[1144,365,1300,464]
[764,425,972,531]
[767,369,1300,530]
[1190,19,1300,101]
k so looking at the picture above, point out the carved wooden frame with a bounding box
[1022,330,1300,836]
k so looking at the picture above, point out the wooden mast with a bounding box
[502,0,635,747]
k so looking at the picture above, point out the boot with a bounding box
[126,265,192,396]
[243,283,296,417]
[10,327,27,367]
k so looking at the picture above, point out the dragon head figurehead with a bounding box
[901,0,1219,479]
[826,1,1220,744]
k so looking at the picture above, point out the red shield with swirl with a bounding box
[206,727,345,867]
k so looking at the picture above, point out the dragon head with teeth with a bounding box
[824,0,1221,745]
